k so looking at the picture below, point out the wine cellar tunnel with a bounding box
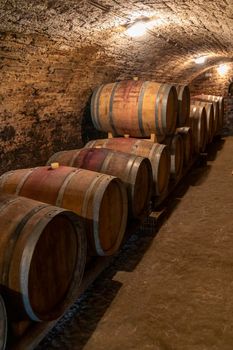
[0,1,233,349]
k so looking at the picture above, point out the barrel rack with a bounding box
[9,152,204,350]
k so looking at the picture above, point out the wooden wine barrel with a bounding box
[194,94,224,132]
[175,85,190,126]
[191,100,214,143]
[193,96,219,135]
[189,105,207,152]
[47,148,153,219]
[0,295,7,350]
[0,167,127,257]
[0,193,86,322]
[86,138,171,197]
[176,127,192,166]
[91,80,178,137]
[164,134,184,179]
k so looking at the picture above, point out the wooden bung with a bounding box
[0,167,128,257]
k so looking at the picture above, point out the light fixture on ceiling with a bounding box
[126,21,147,37]
[217,64,229,76]
[126,17,164,37]
[194,56,207,64]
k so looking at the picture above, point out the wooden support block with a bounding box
[108,132,113,139]
[124,134,130,138]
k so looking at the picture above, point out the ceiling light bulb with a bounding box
[217,64,229,76]
[194,56,206,64]
[126,21,147,37]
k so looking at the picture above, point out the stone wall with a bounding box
[0,0,232,174]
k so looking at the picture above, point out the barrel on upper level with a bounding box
[0,193,86,322]
[86,138,171,197]
[0,167,127,257]
[189,105,207,153]
[0,295,7,350]
[91,80,178,137]
[191,100,215,143]
[175,85,190,126]
[47,148,153,219]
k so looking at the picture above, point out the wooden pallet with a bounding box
[9,152,205,350]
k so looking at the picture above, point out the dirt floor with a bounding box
[37,136,233,350]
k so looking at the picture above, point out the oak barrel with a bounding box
[91,80,178,137]
[175,85,190,126]
[176,127,192,165]
[47,148,153,219]
[0,193,86,322]
[0,167,127,256]
[189,105,207,152]
[0,295,7,350]
[194,94,224,132]
[191,100,214,143]
[164,134,184,179]
[86,138,171,197]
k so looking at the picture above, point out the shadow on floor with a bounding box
[36,137,225,350]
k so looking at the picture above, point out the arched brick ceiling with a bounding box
[1,0,232,82]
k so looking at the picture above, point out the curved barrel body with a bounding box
[48,148,153,219]
[164,134,184,179]
[176,127,193,165]
[175,85,190,126]
[86,138,171,197]
[91,80,178,137]
[0,193,86,322]
[0,167,127,257]
[190,105,207,152]
[191,100,214,143]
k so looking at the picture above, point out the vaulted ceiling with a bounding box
[1,0,233,82]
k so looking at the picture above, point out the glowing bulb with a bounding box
[126,21,147,37]
[194,56,206,64]
[217,64,229,76]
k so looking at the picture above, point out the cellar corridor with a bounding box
[37,136,233,350]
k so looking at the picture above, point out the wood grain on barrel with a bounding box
[189,105,207,153]
[191,100,214,143]
[0,193,86,322]
[85,138,170,197]
[175,85,190,126]
[176,127,193,165]
[47,148,153,219]
[0,167,127,256]
[91,80,178,137]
